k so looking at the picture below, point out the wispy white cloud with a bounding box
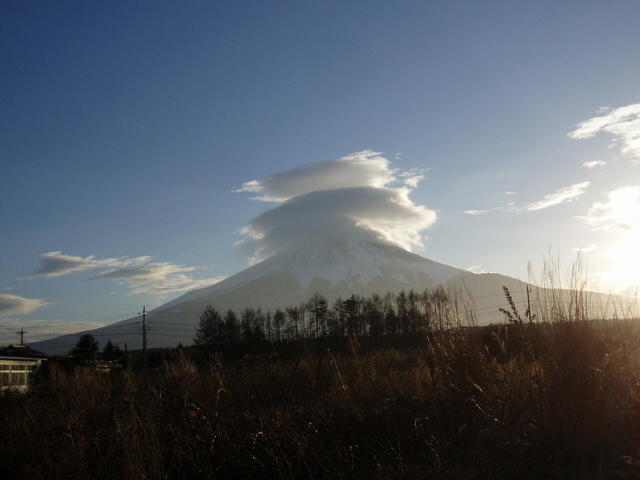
[464,209,491,216]
[96,264,225,295]
[28,252,223,295]
[30,251,150,278]
[236,151,437,261]
[569,103,640,161]
[582,160,606,169]
[464,182,589,215]
[524,182,590,211]
[0,293,50,318]
[399,169,427,188]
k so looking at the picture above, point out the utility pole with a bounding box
[16,328,28,345]
[141,305,148,354]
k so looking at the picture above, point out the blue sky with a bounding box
[2,1,640,342]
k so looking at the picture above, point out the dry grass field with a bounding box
[3,272,640,479]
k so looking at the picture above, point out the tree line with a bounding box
[67,335,123,363]
[63,287,457,359]
[194,287,455,349]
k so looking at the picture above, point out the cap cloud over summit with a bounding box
[236,151,437,262]
[235,150,397,202]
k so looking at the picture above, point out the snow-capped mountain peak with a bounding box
[32,236,531,353]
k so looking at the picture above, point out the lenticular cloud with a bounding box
[236,151,437,262]
[235,150,397,202]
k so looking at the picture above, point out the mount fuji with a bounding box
[33,237,534,354]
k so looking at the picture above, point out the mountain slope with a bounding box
[32,238,609,354]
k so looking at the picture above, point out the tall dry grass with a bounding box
[2,262,640,479]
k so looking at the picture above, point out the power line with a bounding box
[0,323,17,334]
[147,332,194,337]
[23,329,143,344]
[1,297,540,345]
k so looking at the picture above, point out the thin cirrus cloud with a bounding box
[568,103,640,162]
[95,263,224,295]
[582,160,607,169]
[30,251,151,278]
[0,293,50,318]
[235,150,437,262]
[464,182,590,215]
[464,209,492,216]
[28,251,223,295]
[525,182,590,211]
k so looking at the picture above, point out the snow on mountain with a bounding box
[166,237,462,307]
[31,237,536,354]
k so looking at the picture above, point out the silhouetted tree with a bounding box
[70,334,99,362]
[194,305,223,346]
[407,290,420,333]
[431,286,450,326]
[396,291,409,334]
[308,294,329,338]
[223,309,240,346]
[343,295,361,335]
[419,290,434,332]
[187,288,454,354]
[241,308,265,344]
[273,309,285,342]
[102,339,122,361]
[365,294,384,337]
[286,306,301,339]
[382,292,397,335]
[265,310,273,343]
[330,297,345,337]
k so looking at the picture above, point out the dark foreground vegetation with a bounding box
[3,286,640,479]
